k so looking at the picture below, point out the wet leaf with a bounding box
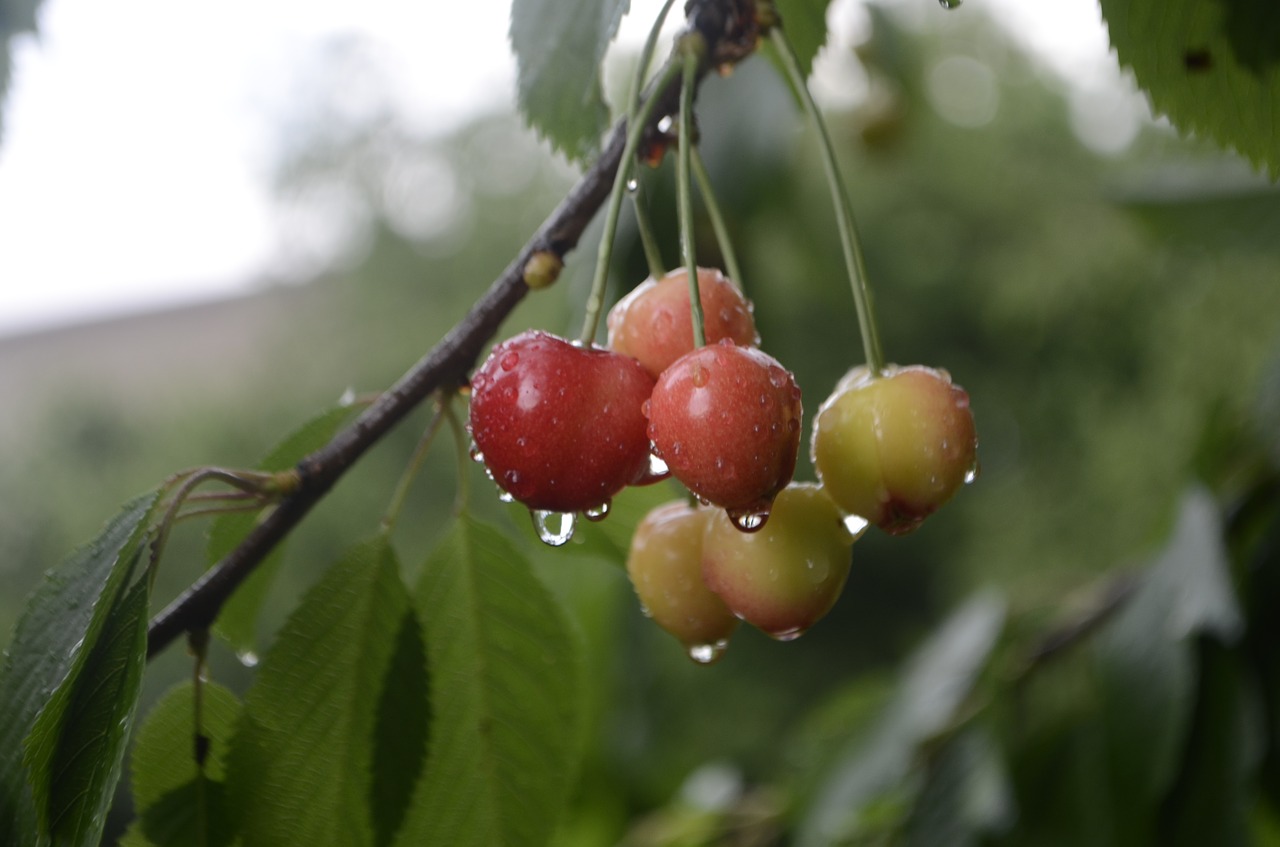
[396,515,583,847]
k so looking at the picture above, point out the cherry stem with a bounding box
[690,146,743,288]
[677,37,706,348]
[631,183,666,278]
[628,0,679,115]
[381,396,448,534]
[769,27,885,374]
[579,56,685,345]
[624,0,677,281]
[442,397,471,516]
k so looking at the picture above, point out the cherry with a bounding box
[468,330,655,514]
[607,267,759,379]
[645,342,802,521]
[626,500,739,663]
[811,364,978,535]
[701,482,855,640]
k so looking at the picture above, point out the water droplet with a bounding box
[500,351,520,371]
[843,514,871,537]
[691,364,709,388]
[767,627,807,642]
[584,500,611,522]
[687,639,730,664]
[938,0,961,7]
[728,507,770,533]
[648,453,669,476]
[626,177,639,193]
[964,459,981,484]
[767,366,791,389]
[338,387,357,406]
[497,489,515,504]
[469,444,485,463]
[642,399,652,417]
[237,650,260,668]
[531,510,576,546]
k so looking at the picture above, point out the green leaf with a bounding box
[207,404,357,661]
[1091,486,1244,840]
[28,577,152,846]
[1159,643,1263,847]
[0,491,160,847]
[796,591,1006,847]
[773,0,832,80]
[904,725,1014,847]
[1100,0,1280,176]
[509,0,630,162]
[122,680,242,847]
[395,515,584,847]
[227,536,424,847]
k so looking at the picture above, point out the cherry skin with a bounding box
[701,482,856,640]
[607,267,759,379]
[811,364,978,535]
[468,330,655,513]
[626,500,739,663]
[645,341,802,520]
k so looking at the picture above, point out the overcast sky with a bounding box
[0,0,1116,337]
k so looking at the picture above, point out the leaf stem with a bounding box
[769,27,885,374]
[677,37,706,348]
[381,398,447,535]
[691,146,743,287]
[579,56,686,344]
[443,397,471,517]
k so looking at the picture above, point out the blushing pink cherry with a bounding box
[645,341,802,526]
[607,267,759,379]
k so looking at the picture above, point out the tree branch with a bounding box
[145,4,759,658]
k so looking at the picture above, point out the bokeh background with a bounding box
[3,1,1280,843]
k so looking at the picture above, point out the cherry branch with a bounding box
[146,0,763,659]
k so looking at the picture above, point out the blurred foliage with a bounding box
[3,3,1280,844]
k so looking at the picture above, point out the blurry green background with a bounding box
[3,4,1280,844]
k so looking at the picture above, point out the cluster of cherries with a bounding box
[468,267,977,662]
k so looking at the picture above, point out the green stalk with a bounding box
[770,27,885,374]
[631,184,666,278]
[677,40,706,348]
[628,0,679,115]
[691,146,743,288]
[579,57,685,344]
[380,398,447,534]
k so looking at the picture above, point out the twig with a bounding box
[145,2,757,659]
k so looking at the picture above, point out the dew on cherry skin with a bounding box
[584,500,612,522]
[727,507,770,533]
[531,509,577,546]
[842,513,871,537]
[469,444,485,463]
[648,453,669,476]
[500,351,520,371]
[687,638,730,664]
[766,626,808,642]
[964,457,982,485]
[496,489,516,504]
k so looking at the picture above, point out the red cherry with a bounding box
[468,330,655,513]
[702,482,855,640]
[607,267,759,379]
[626,501,738,663]
[646,342,802,519]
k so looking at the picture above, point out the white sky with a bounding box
[0,0,1115,337]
